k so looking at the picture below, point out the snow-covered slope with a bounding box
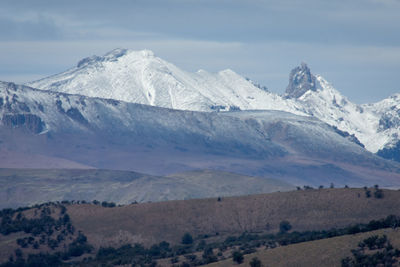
[366,94,400,159]
[289,73,380,151]
[283,64,400,154]
[2,81,400,187]
[27,49,299,113]
[26,49,400,156]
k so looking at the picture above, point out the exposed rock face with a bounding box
[377,141,400,162]
[379,110,400,131]
[285,63,317,98]
[56,100,88,125]
[331,126,365,148]
[2,114,44,134]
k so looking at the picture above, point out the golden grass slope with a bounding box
[67,188,400,248]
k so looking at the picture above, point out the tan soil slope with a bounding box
[67,188,400,248]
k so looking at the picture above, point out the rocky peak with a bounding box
[76,49,155,68]
[285,62,317,98]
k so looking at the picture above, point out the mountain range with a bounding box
[26,49,400,159]
[1,48,400,194]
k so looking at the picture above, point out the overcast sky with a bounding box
[1,0,399,103]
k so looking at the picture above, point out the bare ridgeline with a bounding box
[1,49,400,266]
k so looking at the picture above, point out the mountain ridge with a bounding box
[1,80,400,188]
[25,48,400,158]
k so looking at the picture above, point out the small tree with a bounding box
[15,249,23,259]
[279,220,292,233]
[374,189,384,199]
[232,251,244,264]
[203,247,217,263]
[250,257,263,267]
[170,256,179,264]
[181,233,193,245]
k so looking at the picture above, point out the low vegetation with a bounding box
[0,203,92,267]
[341,235,400,266]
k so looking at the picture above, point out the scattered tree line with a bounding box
[0,203,92,267]
[2,232,92,267]
[364,185,384,199]
[296,184,385,199]
[33,215,400,266]
[342,234,400,266]
[0,204,73,237]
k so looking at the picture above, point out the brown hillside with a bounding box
[208,228,400,267]
[67,188,400,248]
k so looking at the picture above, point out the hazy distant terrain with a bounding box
[0,168,294,209]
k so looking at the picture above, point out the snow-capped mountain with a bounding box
[26,48,400,158]
[27,49,299,113]
[2,81,400,187]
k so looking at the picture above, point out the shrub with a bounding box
[374,189,384,199]
[232,251,244,264]
[171,256,179,263]
[202,247,217,264]
[279,220,292,233]
[181,233,193,245]
[250,257,263,267]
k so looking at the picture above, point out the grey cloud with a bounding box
[0,15,62,41]
[1,0,400,45]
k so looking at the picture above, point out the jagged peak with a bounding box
[285,62,317,99]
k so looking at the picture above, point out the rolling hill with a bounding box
[66,188,400,247]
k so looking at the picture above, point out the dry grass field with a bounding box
[67,188,400,248]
